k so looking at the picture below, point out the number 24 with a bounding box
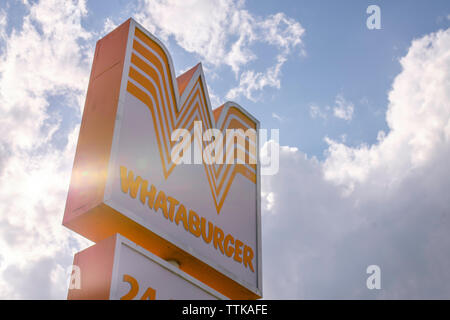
[120,274,156,300]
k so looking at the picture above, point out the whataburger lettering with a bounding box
[120,165,255,273]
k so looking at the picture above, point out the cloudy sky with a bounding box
[0,0,450,299]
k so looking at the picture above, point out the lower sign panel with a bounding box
[68,234,227,300]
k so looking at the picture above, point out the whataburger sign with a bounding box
[63,18,262,299]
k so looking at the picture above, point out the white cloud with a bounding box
[205,83,222,107]
[272,112,284,122]
[309,104,328,120]
[309,94,354,121]
[102,17,118,35]
[0,0,92,149]
[333,94,354,121]
[262,28,450,298]
[0,0,93,299]
[135,0,305,101]
[226,56,285,101]
[323,29,450,190]
[0,8,6,38]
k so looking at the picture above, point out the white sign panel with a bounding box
[110,234,227,300]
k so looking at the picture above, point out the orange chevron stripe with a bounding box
[126,27,258,213]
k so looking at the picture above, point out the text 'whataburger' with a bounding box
[120,165,255,272]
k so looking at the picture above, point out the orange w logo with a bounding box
[125,27,258,214]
